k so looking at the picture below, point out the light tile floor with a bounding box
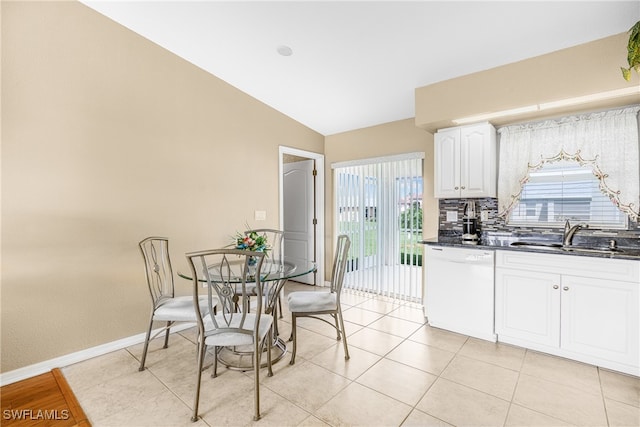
[62,283,640,427]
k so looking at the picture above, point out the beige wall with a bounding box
[1,1,323,372]
[416,32,640,132]
[324,119,438,258]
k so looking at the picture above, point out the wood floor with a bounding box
[1,369,90,427]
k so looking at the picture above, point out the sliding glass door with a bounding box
[333,153,423,301]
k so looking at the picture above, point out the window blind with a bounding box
[509,161,627,229]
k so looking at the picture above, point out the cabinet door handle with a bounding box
[455,186,459,190]
[461,186,466,189]
[553,285,559,289]
[563,286,569,291]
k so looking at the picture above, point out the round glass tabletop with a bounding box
[177,257,316,283]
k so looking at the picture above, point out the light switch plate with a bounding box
[446,211,458,222]
[254,210,267,221]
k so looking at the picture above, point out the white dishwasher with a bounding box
[424,245,496,342]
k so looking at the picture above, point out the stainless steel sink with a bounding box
[510,241,563,250]
[510,241,623,255]
[563,247,624,255]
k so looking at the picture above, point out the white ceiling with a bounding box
[81,1,639,136]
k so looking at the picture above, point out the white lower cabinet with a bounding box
[495,269,560,348]
[560,275,638,366]
[495,250,639,376]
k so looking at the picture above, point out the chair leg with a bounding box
[289,314,298,365]
[253,339,262,421]
[266,329,273,377]
[138,317,154,371]
[163,321,171,349]
[212,346,218,378]
[337,309,350,360]
[332,313,342,341]
[272,302,280,338]
[191,339,206,422]
[277,294,283,319]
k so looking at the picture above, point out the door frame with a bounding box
[279,146,325,285]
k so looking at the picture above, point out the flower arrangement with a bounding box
[234,230,270,255]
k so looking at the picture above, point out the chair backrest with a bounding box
[186,249,266,337]
[330,235,351,295]
[244,229,284,264]
[139,237,175,308]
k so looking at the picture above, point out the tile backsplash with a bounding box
[438,198,640,248]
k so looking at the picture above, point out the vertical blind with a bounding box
[332,153,424,302]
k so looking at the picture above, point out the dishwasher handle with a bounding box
[427,248,494,264]
[440,256,493,264]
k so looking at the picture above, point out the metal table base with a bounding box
[217,336,287,371]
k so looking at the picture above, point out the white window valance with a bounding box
[497,106,640,222]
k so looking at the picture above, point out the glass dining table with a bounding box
[177,257,317,370]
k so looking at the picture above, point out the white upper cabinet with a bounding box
[434,122,496,198]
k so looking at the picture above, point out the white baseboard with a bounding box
[0,323,195,386]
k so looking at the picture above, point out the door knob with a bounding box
[563,286,569,291]
[553,285,559,289]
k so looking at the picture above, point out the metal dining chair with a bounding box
[138,237,217,371]
[186,249,274,422]
[287,235,351,365]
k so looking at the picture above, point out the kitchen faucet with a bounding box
[563,220,587,247]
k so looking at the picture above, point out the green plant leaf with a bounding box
[621,67,631,81]
[622,21,640,79]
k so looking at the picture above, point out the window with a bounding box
[508,160,628,229]
[497,106,639,223]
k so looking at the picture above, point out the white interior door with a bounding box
[283,159,315,285]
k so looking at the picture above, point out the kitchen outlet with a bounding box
[254,210,267,221]
[481,210,489,221]
[446,211,458,222]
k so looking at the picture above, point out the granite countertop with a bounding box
[421,238,640,261]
